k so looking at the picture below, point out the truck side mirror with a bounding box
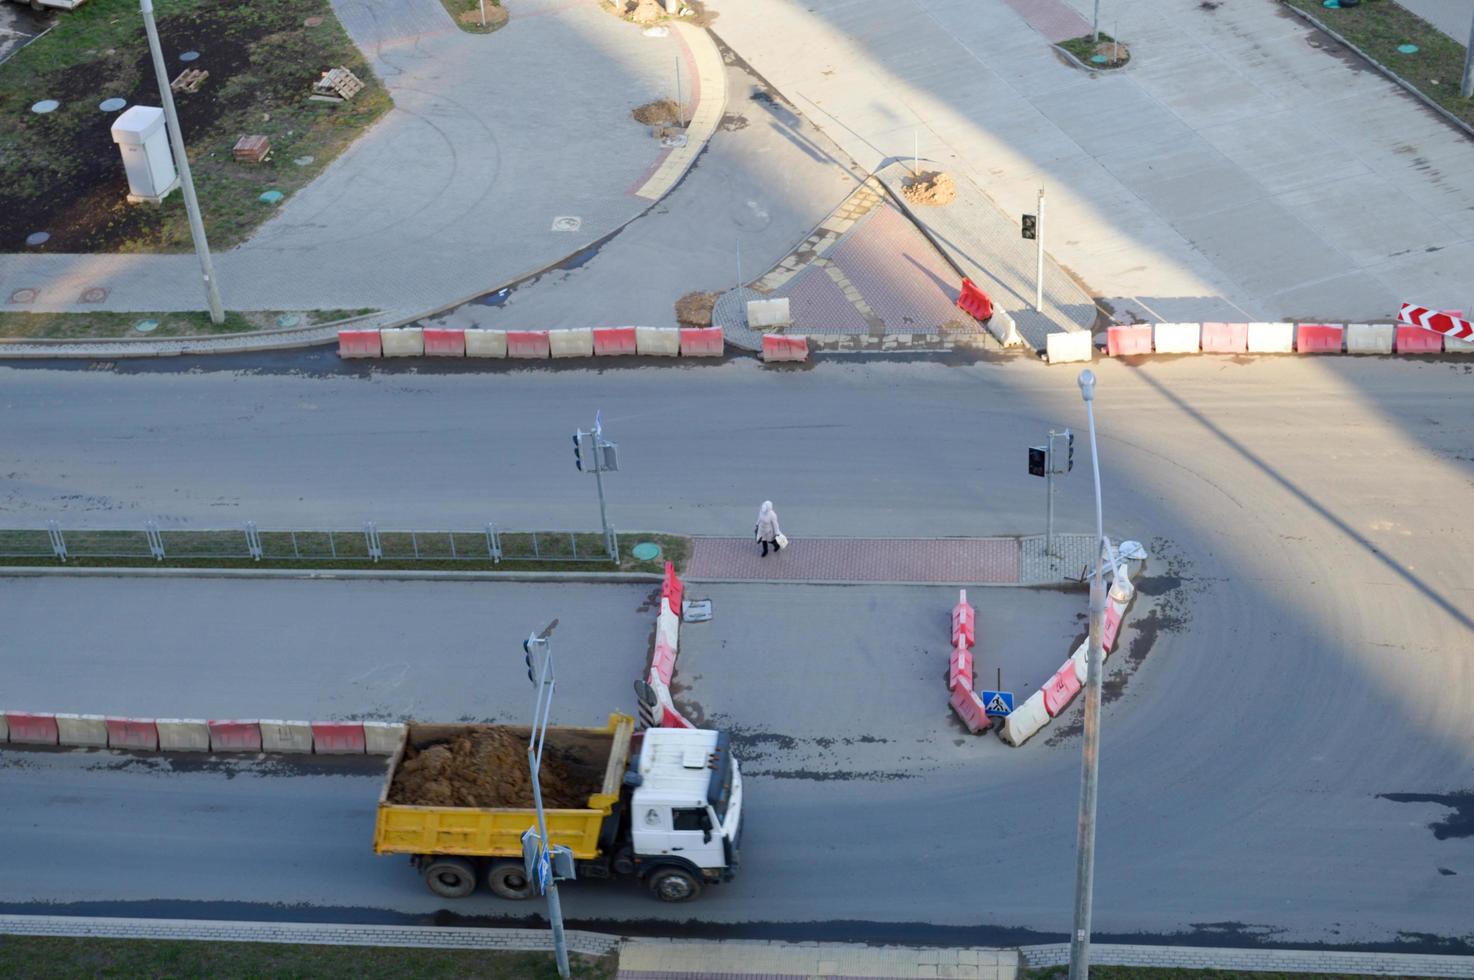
[703,827,712,844]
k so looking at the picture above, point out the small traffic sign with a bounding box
[536,850,552,894]
[981,690,1014,717]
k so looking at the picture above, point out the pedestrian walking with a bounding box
[755,500,786,557]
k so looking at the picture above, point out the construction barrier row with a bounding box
[946,590,992,735]
[0,712,405,755]
[1049,312,1474,364]
[1000,568,1137,747]
[642,563,697,730]
[340,326,726,360]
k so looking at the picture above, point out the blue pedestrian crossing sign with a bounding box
[981,690,1014,717]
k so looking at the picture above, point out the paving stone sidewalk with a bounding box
[619,938,1019,980]
[685,534,1097,586]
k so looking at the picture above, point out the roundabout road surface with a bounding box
[0,354,1470,946]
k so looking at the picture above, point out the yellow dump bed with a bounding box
[373,713,634,861]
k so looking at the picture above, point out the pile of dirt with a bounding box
[614,0,665,24]
[388,728,600,809]
[675,290,720,327]
[632,99,682,126]
[901,171,957,207]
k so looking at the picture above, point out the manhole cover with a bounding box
[681,598,712,623]
[179,50,200,62]
[9,288,38,304]
[276,313,302,328]
[293,155,315,166]
[1090,54,1108,64]
[304,15,323,26]
[31,99,59,114]
[134,319,160,333]
[631,542,662,561]
[98,98,127,112]
[660,133,689,148]
[1397,43,1418,54]
[259,190,284,204]
[25,232,50,247]
[80,287,108,303]
[1322,0,1339,7]
[551,216,582,232]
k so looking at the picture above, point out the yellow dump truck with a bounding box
[374,713,743,903]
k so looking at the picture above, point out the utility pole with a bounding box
[523,633,571,979]
[140,0,224,324]
[1035,187,1046,313]
[1462,7,1474,99]
[572,411,619,560]
[1092,0,1101,43]
[1069,371,1106,980]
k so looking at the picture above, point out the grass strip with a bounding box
[0,935,614,980]
[1282,0,1474,129]
[0,528,690,575]
[0,309,373,340]
[1028,969,1440,980]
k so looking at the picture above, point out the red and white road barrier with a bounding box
[3,713,404,755]
[945,589,991,734]
[1399,304,1474,341]
[1295,323,1343,354]
[642,563,698,730]
[340,326,725,361]
[762,334,809,363]
[952,589,975,649]
[1200,322,1247,354]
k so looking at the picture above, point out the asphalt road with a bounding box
[1,354,1472,947]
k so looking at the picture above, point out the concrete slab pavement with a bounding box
[0,0,703,319]
[709,0,1474,324]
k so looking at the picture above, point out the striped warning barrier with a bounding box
[594,326,638,356]
[949,683,992,734]
[949,645,974,693]
[652,639,678,685]
[662,562,684,614]
[422,328,466,357]
[951,589,975,648]
[1200,322,1247,353]
[1398,304,1474,341]
[1106,325,1151,356]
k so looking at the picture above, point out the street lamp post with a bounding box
[139,0,224,324]
[1462,7,1474,99]
[523,633,571,979]
[1068,369,1107,980]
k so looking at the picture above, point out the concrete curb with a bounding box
[1280,2,1474,144]
[0,312,382,360]
[0,566,662,585]
[1021,942,1474,977]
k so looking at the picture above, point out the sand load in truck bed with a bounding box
[387,724,611,809]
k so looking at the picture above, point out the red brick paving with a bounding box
[1000,0,1091,44]
[685,536,1021,584]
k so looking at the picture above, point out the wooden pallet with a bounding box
[233,135,272,164]
[310,66,364,102]
[170,68,208,94]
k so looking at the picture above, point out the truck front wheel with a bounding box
[422,857,477,899]
[647,866,702,903]
[487,861,535,900]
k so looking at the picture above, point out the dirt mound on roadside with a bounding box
[388,728,599,809]
[632,99,682,126]
[901,170,957,207]
[675,290,720,326]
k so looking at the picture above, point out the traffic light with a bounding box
[1067,431,1075,472]
[1021,214,1037,240]
[572,432,583,472]
[523,634,539,684]
[1028,446,1047,477]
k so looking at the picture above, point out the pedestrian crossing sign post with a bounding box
[981,690,1014,717]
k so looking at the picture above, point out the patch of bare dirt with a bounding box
[675,290,719,326]
[388,727,599,808]
[901,170,957,207]
[632,98,682,126]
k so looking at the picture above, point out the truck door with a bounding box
[669,806,725,870]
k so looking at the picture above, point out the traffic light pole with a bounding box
[525,635,570,979]
[1035,187,1045,313]
[1046,429,1056,558]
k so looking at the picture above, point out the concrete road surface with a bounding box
[0,355,1472,945]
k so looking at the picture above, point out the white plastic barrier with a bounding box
[1045,330,1093,364]
[380,327,425,357]
[987,308,1024,348]
[1071,642,1089,684]
[156,718,211,751]
[1444,335,1474,353]
[363,721,407,755]
[0,714,7,741]
[636,326,680,356]
[1000,689,1050,747]
[549,328,594,358]
[1346,323,1394,354]
[55,713,109,747]
[1153,322,1201,354]
[464,329,508,358]
[746,298,791,329]
[259,719,314,753]
[1247,322,1294,353]
[657,598,680,652]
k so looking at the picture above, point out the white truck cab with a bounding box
[628,727,742,901]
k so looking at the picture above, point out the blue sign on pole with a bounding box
[536,850,552,895]
[981,690,1015,717]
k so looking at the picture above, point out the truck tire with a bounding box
[423,857,477,899]
[647,866,702,903]
[487,861,535,901]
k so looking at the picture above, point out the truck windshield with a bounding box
[706,730,733,822]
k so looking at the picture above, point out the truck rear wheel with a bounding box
[423,857,477,899]
[487,861,535,900]
[647,866,702,903]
